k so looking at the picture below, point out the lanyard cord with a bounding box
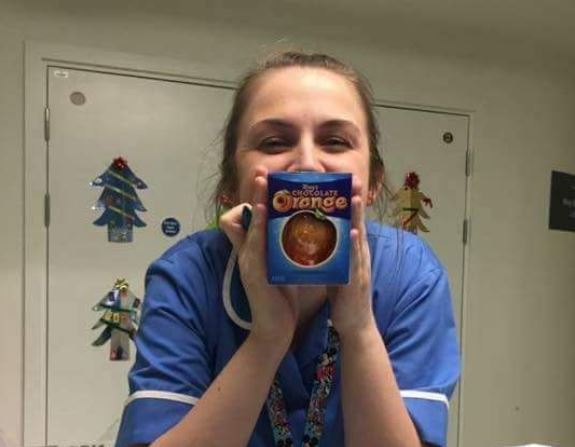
[265,322,340,447]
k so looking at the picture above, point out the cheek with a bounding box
[350,159,372,203]
[233,154,252,202]
[234,153,290,202]
[234,158,264,203]
[235,172,254,203]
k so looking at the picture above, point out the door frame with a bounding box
[24,41,475,446]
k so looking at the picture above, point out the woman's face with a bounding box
[234,67,374,204]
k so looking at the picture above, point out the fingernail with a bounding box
[255,177,266,204]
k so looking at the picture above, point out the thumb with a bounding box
[219,203,251,251]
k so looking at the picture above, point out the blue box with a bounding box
[267,172,351,284]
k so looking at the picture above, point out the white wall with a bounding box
[1,1,574,446]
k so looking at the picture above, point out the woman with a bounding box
[115,51,460,447]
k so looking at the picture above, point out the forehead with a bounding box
[240,67,366,130]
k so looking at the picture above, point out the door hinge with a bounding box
[463,218,469,245]
[465,149,472,177]
[44,106,50,142]
[44,193,50,228]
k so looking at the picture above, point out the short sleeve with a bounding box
[384,260,460,447]
[115,253,213,447]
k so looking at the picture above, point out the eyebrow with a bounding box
[319,119,361,135]
[249,119,295,133]
[249,118,361,135]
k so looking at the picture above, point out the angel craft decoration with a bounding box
[91,278,141,361]
[392,171,433,234]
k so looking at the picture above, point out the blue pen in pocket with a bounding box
[241,205,252,231]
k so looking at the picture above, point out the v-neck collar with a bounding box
[292,300,330,370]
[277,300,330,403]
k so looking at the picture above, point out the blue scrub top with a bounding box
[115,221,460,447]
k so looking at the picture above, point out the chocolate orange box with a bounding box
[267,172,351,284]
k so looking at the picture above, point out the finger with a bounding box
[351,174,362,198]
[253,165,269,181]
[253,174,267,206]
[248,203,267,242]
[244,175,268,264]
[352,194,371,271]
[252,165,269,206]
[354,195,372,277]
[351,194,364,235]
[219,203,250,251]
[241,202,268,282]
[246,175,267,238]
[350,226,363,275]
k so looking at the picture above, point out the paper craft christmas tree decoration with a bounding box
[91,156,147,242]
[91,278,141,361]
[392,171,433,233]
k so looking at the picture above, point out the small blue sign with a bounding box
[161,217,180,237]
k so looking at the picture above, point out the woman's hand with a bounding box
[219,167,300,351]
[328,176,376,341]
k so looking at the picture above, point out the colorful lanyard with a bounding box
[265,321,340,447]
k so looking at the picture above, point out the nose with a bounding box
[288,135,324,172]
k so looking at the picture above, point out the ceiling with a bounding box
[11,0,575,69]
[200,0,575,66]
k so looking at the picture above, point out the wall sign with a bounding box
[161,217,181,237]
[549,170,575,232]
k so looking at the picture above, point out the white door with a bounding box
[45,66,468,446]
[47,66,235,444]
[375,106,468,447]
